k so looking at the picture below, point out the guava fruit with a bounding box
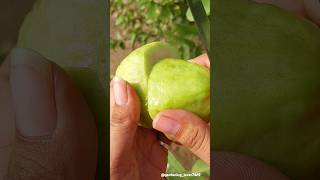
[17,0,107,178]
[116,42,210,127]
[213,0,320,179]
[116,42,179,127]
[148,59,210,120]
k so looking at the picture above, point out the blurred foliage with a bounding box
[110,0,204,59]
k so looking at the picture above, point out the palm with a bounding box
[134,127,167,180]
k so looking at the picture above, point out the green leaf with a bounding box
[130,33,138,48]
[191,160,210,177]
[119,41,126,49]
[186,0,210,54]
[115,16,124,26]
[110,39,118,49]
[186,0,210,22]
[161,6,173,20]
[167,152,186,173]
[166,152,209,180]
[175,23,198,37]
[116,32,122,40]
[147,2,160,18]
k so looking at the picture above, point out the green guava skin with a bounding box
[116,42,180,127]
[17,0,107,178]
[213,0,320,179]
[148,59,210,121]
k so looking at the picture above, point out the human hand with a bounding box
[0,48,97,179]
[153,54,290,180]
[151,54,211,166]
[110,77,167,180]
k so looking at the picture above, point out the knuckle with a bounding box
[8,140,61,180]
[110,105,136,128]
[182,126,206,153]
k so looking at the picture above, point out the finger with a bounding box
[136,128,168,177]
[0,57,15,179]
[8,48,59,179]
[110,77,140,166]
[303,0,320,26]
[153,110,210,165]
[189,54,210,68]
[9,49,56,138]
[253,0,306,17]
[8,48,97,180]
[213,151,289,180]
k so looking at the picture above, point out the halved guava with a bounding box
[116,42,210,128]
[116,42,180,127]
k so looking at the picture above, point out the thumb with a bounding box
[153,110,210,165]
[8,48,97,179]
[110,77,140,166]
[189,54,210,68]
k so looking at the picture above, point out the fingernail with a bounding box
[10,48,57,137]
[113,76,128,105]
[153,115,180,136]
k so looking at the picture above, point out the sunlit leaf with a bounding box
[186,0,210,22]
[147,2,160,18]
[191,160,210,177]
